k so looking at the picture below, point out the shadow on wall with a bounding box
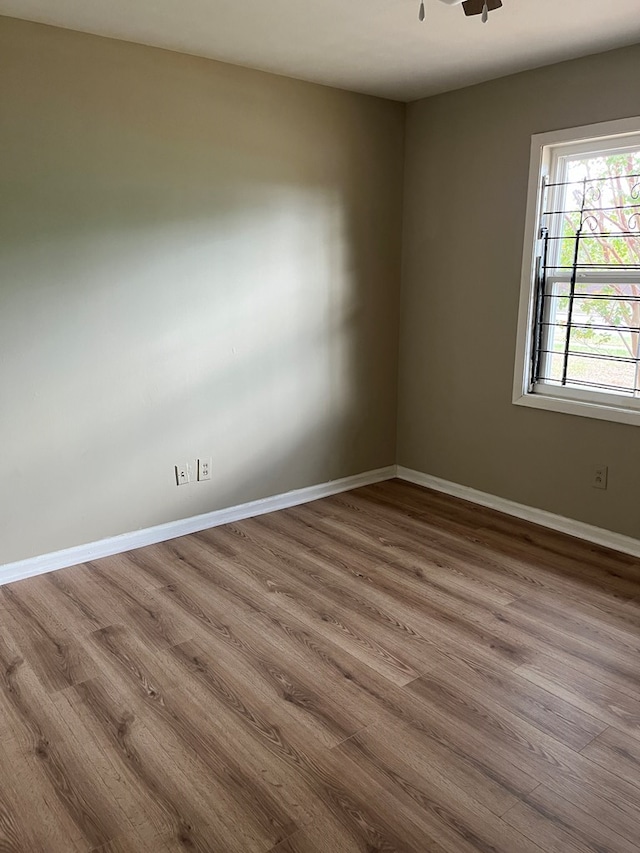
[0,23,402,563]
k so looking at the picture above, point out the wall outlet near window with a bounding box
[592,465,608,490]
[175,463,190,486]
[198,457,212,481]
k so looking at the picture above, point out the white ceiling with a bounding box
[1,0,639,101]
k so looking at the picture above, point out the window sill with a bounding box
[513,389,640,427]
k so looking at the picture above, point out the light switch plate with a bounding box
[175,463,190,486]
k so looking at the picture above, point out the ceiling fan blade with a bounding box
[462,0,502,16]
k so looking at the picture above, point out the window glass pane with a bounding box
[541,293,640,387]
[560,151,640,269]
[538,144,640,398]
[543,312,567,359]
[538,352,564,384]
[565,354,637,394]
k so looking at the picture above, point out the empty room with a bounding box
[1,0,640,850]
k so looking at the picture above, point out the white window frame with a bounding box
[513,115,640,428]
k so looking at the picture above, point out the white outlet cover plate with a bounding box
[593,466,608,490]
[198,457,212,481]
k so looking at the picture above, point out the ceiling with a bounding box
[1,0,639,101]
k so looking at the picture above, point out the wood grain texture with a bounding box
[0,478,639,852]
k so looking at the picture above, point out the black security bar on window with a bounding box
[545,172,640,187]
[531,173,640,397]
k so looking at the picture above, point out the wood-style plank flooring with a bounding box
[1,479,639,852]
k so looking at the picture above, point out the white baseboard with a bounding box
[4,463,636,588]
[397,466,640,559]
[0,466,396,587]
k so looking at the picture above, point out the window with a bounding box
[514,117,640,426]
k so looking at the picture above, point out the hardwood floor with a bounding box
[1,478,639,852]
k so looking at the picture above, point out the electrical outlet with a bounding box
[198,457,212,482]
[175,463,190,486]
[592,465,608,490]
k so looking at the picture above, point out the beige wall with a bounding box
[398,45,640,539]
[0,17,405,564]
[3,16,638,566]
